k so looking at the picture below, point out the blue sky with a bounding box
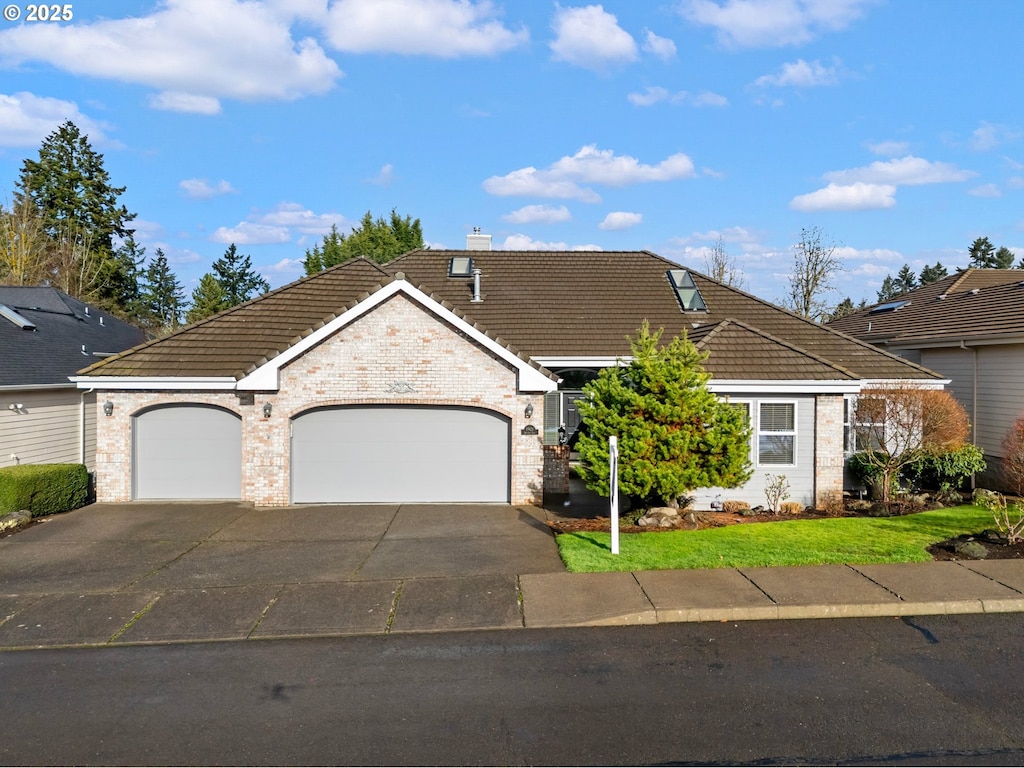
[1,0,1021,308]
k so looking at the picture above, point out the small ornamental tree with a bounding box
[853,385,970,505]
[575,322,752,509]
[1001,413,1024,497]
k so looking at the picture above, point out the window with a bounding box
[448,256,473,277]
[667,270,708,312]
[757,402,795,465]
[844,395,884,453]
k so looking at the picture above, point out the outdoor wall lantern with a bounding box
[103,401,114,417]
[262,402,273,418]
[524,403,534,419]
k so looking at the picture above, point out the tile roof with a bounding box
[0,287,147,387]
[827,268,1024,345]
[79,250,940,383]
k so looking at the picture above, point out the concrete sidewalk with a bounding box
[2,502,1024,649]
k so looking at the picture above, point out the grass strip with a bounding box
[556,504,994,573]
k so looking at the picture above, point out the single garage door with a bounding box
[291,406,510,503]
[133,405,242,499]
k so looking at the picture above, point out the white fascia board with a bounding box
[886,335,1024,350]
[236,279,557,393]
[707,380,863,395]
[71,376,237,391]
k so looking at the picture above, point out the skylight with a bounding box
[870,300,910,314]
[0,304,36,330]
[448,256,473,277]
[667,270,708,312]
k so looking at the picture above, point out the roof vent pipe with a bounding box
[471,268,483,303]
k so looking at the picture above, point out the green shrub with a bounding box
[847,451,891,500]
[0,463,89,517]
[906,444,986,491]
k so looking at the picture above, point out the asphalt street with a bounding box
[3,614,1024,766]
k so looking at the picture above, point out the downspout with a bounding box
[80,387,94,465]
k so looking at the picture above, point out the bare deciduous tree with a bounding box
[703,236,745,288]
[783,226,843,322]
[854,385,970,505]
[0,198,50,286]
[1000,414,1024,496]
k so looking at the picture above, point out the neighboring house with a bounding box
[74,245,942,509]
[0,286,147,470]
[828,268,1024,491]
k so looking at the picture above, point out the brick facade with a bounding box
[814,394,845,508]
[93,294,546,506]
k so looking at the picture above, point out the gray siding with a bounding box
[0,388,95,469]
[692,395,816,510]
[921,344,1024,458]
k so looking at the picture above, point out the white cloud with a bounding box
[263,257,306,274]
[692,91,729,107]
[824,155,976,186]
[679,0,877,48]
[0,0,342,111]
[502,204,572,224]
[0,92,111,147]
[866,140,909,156]
[598,211,643,230]
[549,4,638,71]
[499,234,602,251]
[753,58,841,88]
[180,178,237,199]
[212,222,291,245]
[790,182,897,211]
[211,202,347,245]
[149,92,222,115]
[627,87,727,108]
[1008,176,1024,190]
[642,30,677,61]
[969,121,1022,152]
[366,163,394,186]
[483,144,696,201]
[251,202,349,235]
[628,86,672,107]
[323,0,527,56]
[969,183,1002,198]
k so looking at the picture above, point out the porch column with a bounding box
[814,395,845,508]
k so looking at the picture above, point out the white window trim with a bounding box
[756,399,798,469]
[726,398,755,465]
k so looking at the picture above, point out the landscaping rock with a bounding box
[738,507,758,517]
[637,507,680,528]
[0,509,32,533]
[953,540,989,560]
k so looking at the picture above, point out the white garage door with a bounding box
[133,405,242,499]
[291,406,510,503]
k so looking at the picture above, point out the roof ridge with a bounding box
[946,268,975,294]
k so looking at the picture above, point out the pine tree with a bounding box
[894,264,918,294]
[140,248,184,334]
[15,120,136,311]
[994,246,1015,269]
[876,275,899,302]
[827,297,856,321]
[186,273,229,324]
[302,209,424,274]
[575,322,752,508]
[211,243,269,307]
[919,262,948,285]
[968,237,996,268]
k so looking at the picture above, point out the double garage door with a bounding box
[133,404,510,503]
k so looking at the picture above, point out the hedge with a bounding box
[0,463,90,517]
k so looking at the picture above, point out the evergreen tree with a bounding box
[994,246,1015,269]
[968,237,996,268]
[919,261,948,285]
[575,322,752,508]
[140,248,184,334]
[14,120,136,311]
[186,273,229,324]
[302,209,424,274]
[876,275,899,302]
[827,297,856,321]
[894,264,918,294]
[211,243,269,307]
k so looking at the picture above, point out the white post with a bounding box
[609,435,619,555]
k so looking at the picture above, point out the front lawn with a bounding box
[556,504,994,572]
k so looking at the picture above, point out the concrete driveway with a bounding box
[0,502,566,647]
